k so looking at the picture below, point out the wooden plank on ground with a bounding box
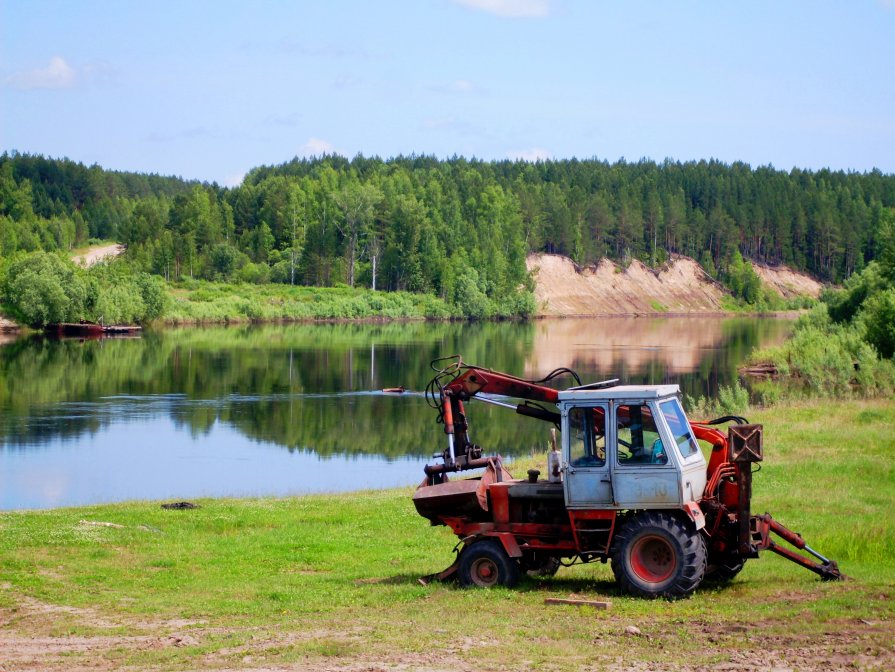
[544,597,611,609]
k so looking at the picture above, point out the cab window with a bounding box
[659,398,700,458]
[568,406,607,467]
[616,403,668,465]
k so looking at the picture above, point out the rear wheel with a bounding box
[611,512,706,599]
[458,540,520,588]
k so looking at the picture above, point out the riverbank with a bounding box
[0,252,823,331]
[1,399,892,671]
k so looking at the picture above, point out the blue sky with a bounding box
[2,0,894,185]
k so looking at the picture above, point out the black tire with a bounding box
[610,512,706,599]
[704,559,746,583]
[458,540,521,588]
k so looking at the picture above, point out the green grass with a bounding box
[1,399,893,670]
[163,280,457,323]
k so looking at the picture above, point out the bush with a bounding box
[748,304,895,399]
[238,262,271,285]
[686,380,750,419]
[2,251,87,326]
[824,262,888,324]
[137,274,167,321]
[270,260,292,284]
[861,289,895,359]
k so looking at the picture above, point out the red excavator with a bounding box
[412,355,843,598]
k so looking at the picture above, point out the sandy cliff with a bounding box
[527,254,726,316]
[526,253,823,317]
[751,262,823,299]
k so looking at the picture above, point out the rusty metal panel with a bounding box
[412,479,484,522]
[728,424,763,463]
[489,483,512,523]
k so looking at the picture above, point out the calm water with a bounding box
[0,317,792,510]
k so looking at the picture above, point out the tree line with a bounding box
[2,152,894,316]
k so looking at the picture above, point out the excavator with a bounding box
[411,355,843,598]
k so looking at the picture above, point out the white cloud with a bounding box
[452,79,474,92]
[507,147,552,162]
[879,0,895,8]
[5,56,77,90]
[452,0,549,18]
[300,137,337,156]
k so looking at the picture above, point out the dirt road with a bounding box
[72,244,125,267]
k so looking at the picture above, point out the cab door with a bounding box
[610,401,682,508]
[562,404,614,508]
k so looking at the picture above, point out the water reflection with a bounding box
[0,317,792,509]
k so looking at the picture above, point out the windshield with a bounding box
[659,398,700,458]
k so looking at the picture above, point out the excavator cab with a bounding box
[558,387,708,514]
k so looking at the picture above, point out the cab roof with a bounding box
[557,384,680,403]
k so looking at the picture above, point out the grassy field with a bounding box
[1,400,893,671]
[163,280,456,323]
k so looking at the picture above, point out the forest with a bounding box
[2,151,895,319]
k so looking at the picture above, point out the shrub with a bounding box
[238,262,271,285]
[2,251,87,326]
[686,380,750,419]
[452,274,493,320]
[748,304,895,399]
[861,289,895,359]
[137,273,167,321]
[270,260,292,284]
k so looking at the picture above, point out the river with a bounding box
[0,316,792,510]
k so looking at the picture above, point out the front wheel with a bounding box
[610,512,706,599]
[458,540,521,588]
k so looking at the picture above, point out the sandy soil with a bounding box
[528,254,728,317]
[527,254,823,317]
[72,244,126,267]
[751,262,824,298]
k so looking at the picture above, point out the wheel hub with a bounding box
[471,558,499,587]
[630,534,677,584]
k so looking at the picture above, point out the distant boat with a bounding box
[46,322,142,337]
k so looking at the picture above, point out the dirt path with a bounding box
[1,591,890,672]
[72,243,125,267]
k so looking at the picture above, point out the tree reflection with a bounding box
[0,318,791,457]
